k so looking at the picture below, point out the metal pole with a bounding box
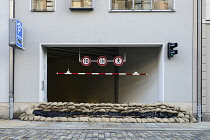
[115,48,119,103]
[115,66,119,103]
[197,0,202,122]
[9,48,14,119]
[9,0,15,119]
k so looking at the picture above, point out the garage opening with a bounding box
[47,47,163,103]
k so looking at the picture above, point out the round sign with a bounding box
[81,56,91,66]
[113,56,124,66]
[97,56,107,66]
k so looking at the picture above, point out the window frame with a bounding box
[69,0,94,10]
[31,0,56,12]
[109,0,175,12]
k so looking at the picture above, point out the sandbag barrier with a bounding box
[33,111,178,118]
[19,102,197,123]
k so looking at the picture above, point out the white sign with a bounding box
[81,56,91,66]
[97,56,107,66]
[114,56,124,66]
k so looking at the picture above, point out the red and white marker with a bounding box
[81,56,91,66]
[57,72,147,76]
[114,56,124,66]
[97,56,107,66]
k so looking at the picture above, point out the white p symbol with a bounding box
[17,23,22,34]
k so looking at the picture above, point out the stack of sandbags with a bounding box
[19,102,197,123]
[30,102,179,114]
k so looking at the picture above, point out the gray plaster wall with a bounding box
[0,0,9,102]
[0,0,10,118]
[13,0,193,104]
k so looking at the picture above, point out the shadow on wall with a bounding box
[119,47,160,103]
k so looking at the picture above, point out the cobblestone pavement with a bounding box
[0,119,210,139]
[0,129,210,140]
[1,119,210,131]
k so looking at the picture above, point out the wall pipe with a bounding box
[197,0,202,122]
[9,0,15,119]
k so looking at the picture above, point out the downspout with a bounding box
[197,0,202,122]
[9,0,15,119]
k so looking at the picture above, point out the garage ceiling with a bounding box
[47,47,119,59]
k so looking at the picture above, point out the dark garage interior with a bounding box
[47,47,160,103]
[47,47,119,103]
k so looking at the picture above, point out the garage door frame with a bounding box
[39,43,165,103]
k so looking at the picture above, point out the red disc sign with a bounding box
[97,56,107,66]
[114,56,124,66]
[81,56,91,66]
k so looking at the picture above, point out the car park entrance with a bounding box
[46,45,163,103]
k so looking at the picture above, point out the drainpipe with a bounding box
[197,0,202,122]
[9,0,15,119]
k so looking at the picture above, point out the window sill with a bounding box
[69,7,93,11]
[109,9,176,12]
[31,10,55,12]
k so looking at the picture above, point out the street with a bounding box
[0,119,210,139]
[0,129,210,140]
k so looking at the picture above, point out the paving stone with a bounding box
[1,119,210,140]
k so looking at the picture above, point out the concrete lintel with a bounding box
[41,43,164,48]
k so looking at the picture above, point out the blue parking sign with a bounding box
[16,20,23,48]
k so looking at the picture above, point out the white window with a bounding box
[31,0,55,12]
[111,0,174,11]
[70,0,93,10]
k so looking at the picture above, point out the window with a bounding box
[70,0,93,10]
[31,0,55,12]
[111,0,174,11]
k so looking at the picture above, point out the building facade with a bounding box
[200,0,210,121]
[0,0,197,119]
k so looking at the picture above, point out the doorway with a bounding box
[45,45,163,103]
